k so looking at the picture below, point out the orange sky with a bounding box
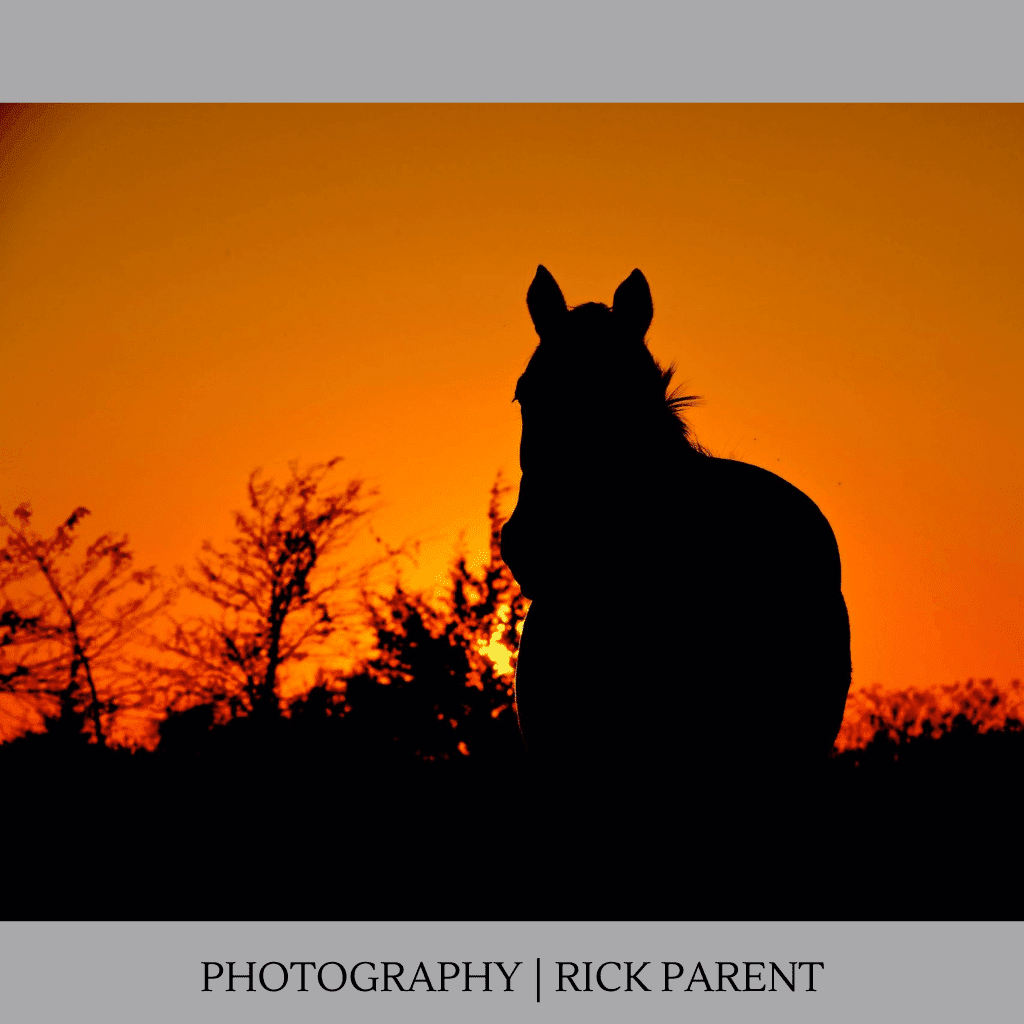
[1,104,1021,699]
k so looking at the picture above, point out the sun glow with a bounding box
[478,629,515,677]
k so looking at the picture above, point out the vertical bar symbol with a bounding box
[536,957,541,1003]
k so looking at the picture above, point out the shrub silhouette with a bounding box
[834,676,1023,760]
[150,475,528,768]
[320,475,528,765]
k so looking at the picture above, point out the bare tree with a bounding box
[0,504,168,745]
[162,458,386,719]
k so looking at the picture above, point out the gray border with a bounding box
[2,0,1023,101]
[2,920,1021,1023]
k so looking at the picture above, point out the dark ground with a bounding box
[3,718,1021,921]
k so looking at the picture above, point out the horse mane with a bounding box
[554,299,707,456]
[660,362,703,451]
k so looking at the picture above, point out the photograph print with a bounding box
[1,103,1020,919]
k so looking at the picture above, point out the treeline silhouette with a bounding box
[2,462,1021,920]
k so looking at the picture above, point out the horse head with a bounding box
[502,265,692,599]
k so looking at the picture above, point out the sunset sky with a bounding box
[0,103,1021,699]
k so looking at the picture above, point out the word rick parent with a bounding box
[201,960,824,996]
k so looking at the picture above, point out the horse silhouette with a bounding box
[501,266,852,785]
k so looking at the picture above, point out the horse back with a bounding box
[695,457,842,589]
[677,456,851,764]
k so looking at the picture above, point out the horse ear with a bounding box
[527,265,568,338]
[612,269,654,340]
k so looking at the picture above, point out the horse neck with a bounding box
[602,407,698,492]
